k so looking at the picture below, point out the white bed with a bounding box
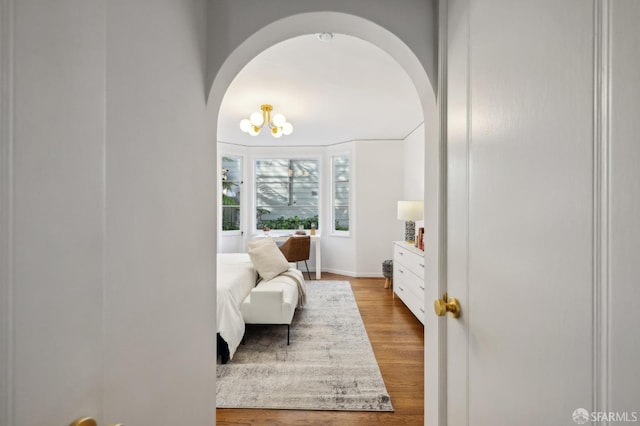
[216,253,257,363]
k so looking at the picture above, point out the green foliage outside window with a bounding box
[258,215,319,231]
[222,156,241,231]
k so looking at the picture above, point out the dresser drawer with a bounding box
[394,272,425,324]
[393,244,425,279]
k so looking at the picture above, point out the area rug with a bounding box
[216,280,393,412]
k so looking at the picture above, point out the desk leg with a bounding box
[315,240,321,279]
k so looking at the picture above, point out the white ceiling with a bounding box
[217,33,423,147]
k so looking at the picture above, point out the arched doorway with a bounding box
[207,10,442,425]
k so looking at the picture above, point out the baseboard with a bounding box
[321,268,384,278]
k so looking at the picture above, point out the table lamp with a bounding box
[397,200,423,243]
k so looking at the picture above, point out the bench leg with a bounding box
[287,324,290,345]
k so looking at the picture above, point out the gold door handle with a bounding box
[71,418,123,426]
[71,419,96,426]
[434,293,461,318]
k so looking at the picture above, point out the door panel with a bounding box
[447,0,596,423]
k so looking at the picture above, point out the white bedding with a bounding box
[217,253,257,360]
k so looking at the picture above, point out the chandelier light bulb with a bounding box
[249,126,260,136]
[250,111,264,126]
[272,126,283,137]
[272,113,286,128]
[282,122,293,135]
[239,118,251,133]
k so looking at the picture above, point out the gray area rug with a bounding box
[216,280,393,411]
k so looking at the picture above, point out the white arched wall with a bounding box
[207,9,441,425]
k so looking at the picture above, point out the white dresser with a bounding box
[393,241,425,324]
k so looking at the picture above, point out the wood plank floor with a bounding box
[216,273,425,425]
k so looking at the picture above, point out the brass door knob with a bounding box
[70,418,123,426]
[70,419,96,426]
[434,293,461,318]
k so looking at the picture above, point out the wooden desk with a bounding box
[252,233,322,279]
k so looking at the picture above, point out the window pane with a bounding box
[334,206,349,231]
[255,158,319,230]
[332,156,349,232]
[222,206,240,231]
[222,156,241,231]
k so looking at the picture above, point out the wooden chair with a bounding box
[278,236,312,280]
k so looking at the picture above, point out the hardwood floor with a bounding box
[216,273,425,426]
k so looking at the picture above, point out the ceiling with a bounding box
[217,33,423,147]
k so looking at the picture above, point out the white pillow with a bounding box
[247,238,290,281]
[247,237,274,250]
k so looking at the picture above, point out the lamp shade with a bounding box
[397,201,423,221]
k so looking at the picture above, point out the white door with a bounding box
[442,0,640,424]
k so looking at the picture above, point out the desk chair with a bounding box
[278,236,312,280]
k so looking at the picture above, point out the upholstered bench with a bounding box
[240,268,304,345]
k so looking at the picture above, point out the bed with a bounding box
[217,253,257,363]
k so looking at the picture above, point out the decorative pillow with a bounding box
[247,238,290,281]
[247,237,274,250]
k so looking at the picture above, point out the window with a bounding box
[255,158,319,230]
[332,155,350,233]
[221,156,242,231]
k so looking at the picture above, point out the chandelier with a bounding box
[239,104,293,138]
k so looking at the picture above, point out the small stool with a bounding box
[382,259,393,289]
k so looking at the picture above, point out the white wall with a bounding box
[206,0,437,101]
[2,1,217,425]
[403,123,426,237]
[403,124,425,200]
[9,2,105,424]
[355,140,404,276]
[104,1,215,424]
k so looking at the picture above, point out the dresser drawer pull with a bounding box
[420,285,425,291]
[419,263,424,268]
[399,269,404,274]
[420,307,425,313]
